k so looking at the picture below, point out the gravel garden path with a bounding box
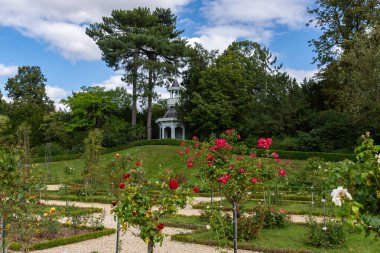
[39,198,256,253]
[37,186,323,253]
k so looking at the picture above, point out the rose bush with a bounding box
[112,160,189,252]
[328,132,380,237]
[179,129,288,251]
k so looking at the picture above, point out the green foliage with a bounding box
[3,66,54,145]
[82,129,103,195]
[268,150,355,162]
[307,219,348,249]
[328,133,380,237]
[62,86,130,132]
[113,163,189,248]
[307,0,380,67]
[250,206,290,229]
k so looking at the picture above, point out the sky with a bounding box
[0,0,320,110]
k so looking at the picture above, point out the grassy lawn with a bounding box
[36,145,192,183]
[172,223,380,253]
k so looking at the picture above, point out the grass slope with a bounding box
[36,145,190,183]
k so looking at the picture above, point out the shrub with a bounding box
[307,219,348,248]
[250,206,290,229]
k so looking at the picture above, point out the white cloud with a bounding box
[202,0,307,28]
[46,85,70,100]
[189,0,309,53]
[91,74,131,92]
[0,63,17,76]
[189,24,273,52]
[282,67,317,83]
[0,0,192,61]
[45,85,70,111]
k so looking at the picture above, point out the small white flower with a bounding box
[318,165,321,169]
[206,225,211,230]
[375,154,380,164]
[311,201,314,205]
[206,206,209,209]
[331,186,352,206]
[322,226,328,231]
[321,199,326,203]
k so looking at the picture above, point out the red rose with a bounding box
[192,136,198,141]
[250,153,257,158]
[236,156,244,160]
[239,168,246,173]
[168,179,179,190]
[156,223,165,231]
[251,177,258,183]
[135,161,142,166]
[228,164,234,169]
[207,154,214,161]
[185,149,191,154]
[193,187,199,193]
[237,135,241,139]
[123,173,130,179]
[278,169,287,177]
[119,183,125,189]
[186,161,193,168]
[271,152,279,158]
[180,140,185,146]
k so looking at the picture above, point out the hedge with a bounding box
[267,150,355,162]
[31,139,191,163]
[45,194,113,204]
[8,228,115,251]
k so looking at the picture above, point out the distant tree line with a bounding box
[0,1,379,154]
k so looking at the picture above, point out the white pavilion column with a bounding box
[182,127,185,139]
[171,126,175,139]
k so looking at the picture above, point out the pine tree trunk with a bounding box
[147,69,153,140]
[131,51,138,126]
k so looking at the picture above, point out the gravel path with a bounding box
[40,192,324,252]
[40,199,258,253]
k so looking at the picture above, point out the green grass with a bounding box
[172,223,380,253]
[36,145,191,183]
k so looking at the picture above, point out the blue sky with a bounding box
[0,0,320,109]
